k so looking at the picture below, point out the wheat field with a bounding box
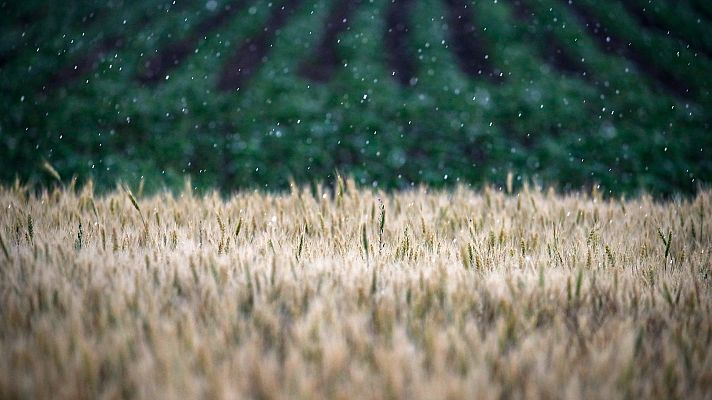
[0,178,710,399]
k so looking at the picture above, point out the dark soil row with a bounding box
[506,0,589,78]
[38,3,189,93]
[299,0,363,82]
[443,0,502,82]
[42,35,126,92]
[619,0,711,59]
[0,7,45,67]
[561,0,693,99]
[217,0,304,91]
[384,0,418,86]
[138,2,246,84]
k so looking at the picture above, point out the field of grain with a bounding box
[0,179,710,399]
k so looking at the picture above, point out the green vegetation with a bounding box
[1,0,710,194]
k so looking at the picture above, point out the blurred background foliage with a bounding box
[1,0,710,195]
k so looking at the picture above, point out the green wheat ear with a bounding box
[296,234,304,261]
[362,223,369,261]
[41,159,62,183]
[124,186,146,226]
[0,232,10,260]
[657,228,672,261]
[235,218,243,237]
[378,198,386,250]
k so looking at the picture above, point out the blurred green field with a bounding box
[1,0,710,194]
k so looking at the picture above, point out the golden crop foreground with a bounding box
[0,180,710,399]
